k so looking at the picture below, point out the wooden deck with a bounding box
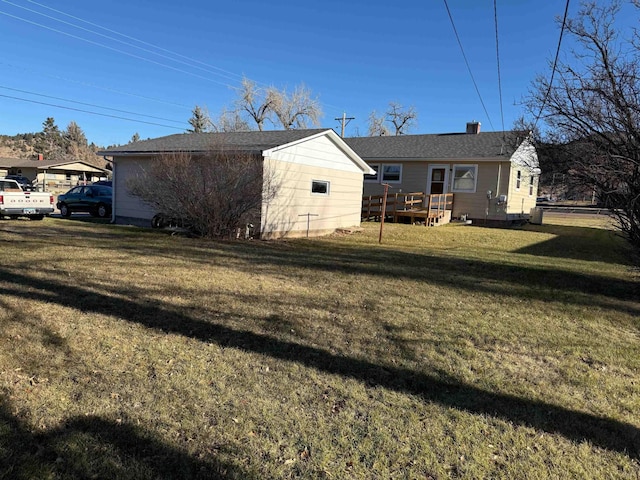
[362,192,454,226]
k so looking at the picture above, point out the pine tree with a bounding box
[187,106,211,133]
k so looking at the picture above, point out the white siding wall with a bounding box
[113,156,157,225]
[506,165,538,215]
[112,134,367,235]
[262,136,365,238]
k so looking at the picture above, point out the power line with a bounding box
[1,0,242,85]
[24,0,247,84]
[0,85,186,124]
[534,0,571,129]
[19,0,346,111]
[0,9,237,88]
[0,93,186,130]
[493,0,505,134]
[442,0,495,131]
[0,61,193,110]
[1,0,345,124]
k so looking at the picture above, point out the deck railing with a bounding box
[362,192,454,222]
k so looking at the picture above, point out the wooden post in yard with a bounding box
[379,183,390,244]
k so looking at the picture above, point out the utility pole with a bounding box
[335,112,355,137]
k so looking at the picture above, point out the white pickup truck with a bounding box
[0,178,55,220]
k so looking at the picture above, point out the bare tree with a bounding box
[270,84,322,129]
[210,107,253,132]
[527,0,640,249]
[386,102,417,135]
[236,78,277,131]
[367,111,390,136]
[367,103,417,136]
[126,147,279,239]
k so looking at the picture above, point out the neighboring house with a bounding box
[99,129,374,239]
[0,155,110,191]
[345,122,540,224]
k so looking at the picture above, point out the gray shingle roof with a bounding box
[0,156,109,170]
[99,129,329,155]
[344,131,526,160]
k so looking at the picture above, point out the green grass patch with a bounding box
[0,216,638,478]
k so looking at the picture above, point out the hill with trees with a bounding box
[0,117,110,171]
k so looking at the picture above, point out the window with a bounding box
[365,164,402,183]
[529,174,534,196]
[381,164,402,183]
[311,180,330,195]
[364,164,380,182]
[516,170,522,190]
[452,165,477,192]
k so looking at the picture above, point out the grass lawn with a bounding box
[0,215,638,479]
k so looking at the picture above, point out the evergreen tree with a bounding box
[35,117,65,160]
[187,106,211,133]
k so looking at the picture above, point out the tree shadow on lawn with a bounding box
[0,396,248,479]
[1,268,639,460]
[517,223,634,264]
[166,239,640,318]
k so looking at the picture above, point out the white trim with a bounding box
[426,164,450,195]
[263,129,375,175]
[364,164,380,183]
[380,164,402,183]
[451,164,478,193]
[311,179,330,196]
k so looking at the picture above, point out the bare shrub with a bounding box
[127,148,279,239]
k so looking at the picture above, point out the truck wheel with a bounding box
[59,204,71,217]
[31,215,44,221]
[95,204,108,218]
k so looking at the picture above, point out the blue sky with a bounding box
[0,0,586,146]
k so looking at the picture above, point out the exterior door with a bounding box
[427,165,449,195]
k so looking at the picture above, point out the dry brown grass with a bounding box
[0,216,638,479]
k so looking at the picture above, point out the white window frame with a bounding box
[381,164,402,183]
[364,164,380,183]
[529,173,535,196]
[451,164,478,193]
[311,179,330,196]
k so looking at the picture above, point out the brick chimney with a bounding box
[37,153,44,161]
[466,121,481,134]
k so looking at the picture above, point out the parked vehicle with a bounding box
[56,185,112,218]
[93,180,112,187]
[5,174,36,191]
[0,178,54,220]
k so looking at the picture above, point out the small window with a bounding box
[529,174,534,196]
[516,170,522,190]
[381,164,401,183]
[311,180,330,195]
[364,164,380,183]
[452,165,477,192]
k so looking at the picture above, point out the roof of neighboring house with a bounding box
[99,129,329,155]
[344,131,528,160]
[0,156,109,171]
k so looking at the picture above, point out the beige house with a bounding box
[346,122,540,224]
[0,156,110,192]
[100,129,374,239]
